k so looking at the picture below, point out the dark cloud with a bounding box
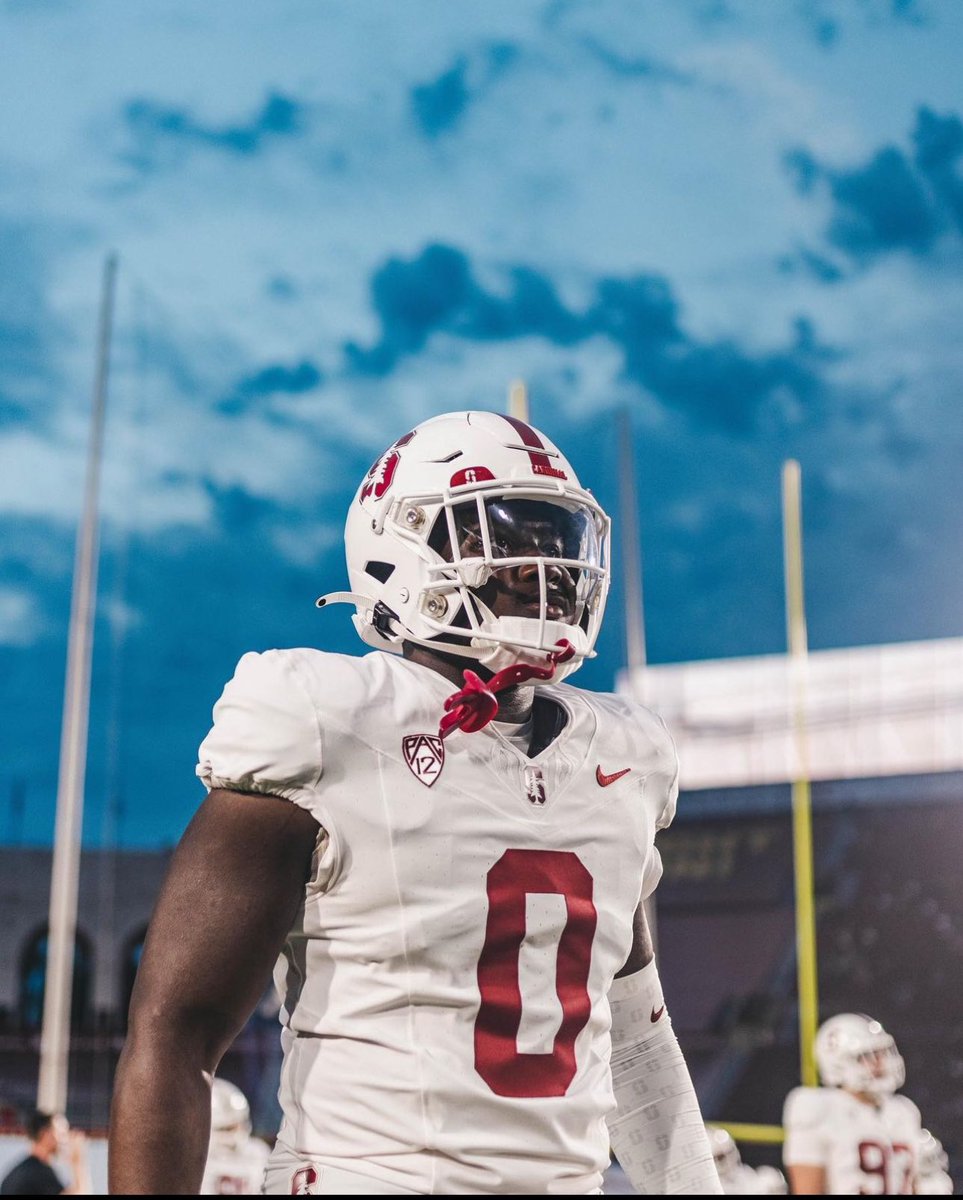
[346,243,836,434]
[827,147,937,257]
[411,58,471,137]
[409,41,521,139]
[120,91,305,170]
[346,244,473,372]
[219,359,323,415]
[913,108,963,232]
[787,107,963,267]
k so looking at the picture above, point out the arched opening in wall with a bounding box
[19,926,94,1032]
[120,926,148,1028]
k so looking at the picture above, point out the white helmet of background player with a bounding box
[814,1013,905,1096]
[319,411,610,681]
[210,1078,251,1151]
[708,1127,741,1182]
[918,1129,949,1176]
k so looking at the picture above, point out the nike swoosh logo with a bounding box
[596,765,631,788]
[650,1005,665,1023]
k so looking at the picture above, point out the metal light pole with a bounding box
[38,253,117,1113]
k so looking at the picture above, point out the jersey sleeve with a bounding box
[196,650,323,809]
[651,714,680,832]
[639,715,679,899]
[782,1087,830,1167]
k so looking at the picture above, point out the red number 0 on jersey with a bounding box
[474,848,598,1098]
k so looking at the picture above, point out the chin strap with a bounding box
[438,640,575,740]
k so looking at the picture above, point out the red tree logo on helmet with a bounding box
[361,430,416,503]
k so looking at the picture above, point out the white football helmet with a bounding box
[814,1013,905,1096]
[319,411,611,681]
[918,1129,949,1176]
[210,1078,251,1151]
[708,1127,741,1181]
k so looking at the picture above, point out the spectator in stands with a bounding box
[0,1109,89,1196]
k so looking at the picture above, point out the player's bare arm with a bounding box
[788,1163,827,1194]
[108,788,319,1194]
[617,899,655,977]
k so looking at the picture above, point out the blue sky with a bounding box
[0,0,961,845]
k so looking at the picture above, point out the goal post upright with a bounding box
[782,459,820,1089]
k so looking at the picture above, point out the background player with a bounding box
[708,1127,787,1195]
[783,1013,921,1194]
[200,1079,270,1196]
[109,410,721,1195]
[915,1129,953,1196]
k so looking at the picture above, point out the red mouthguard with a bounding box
[438,640,575,740]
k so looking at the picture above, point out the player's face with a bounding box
[858,1048,890,1078]
[434,498,598,624]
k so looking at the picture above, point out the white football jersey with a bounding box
[197,648,678,1195]
[783,1086,920,1195]
[916,1169,954,1195]
[201,1136,270,1195]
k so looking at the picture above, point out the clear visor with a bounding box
[428,495,606,622]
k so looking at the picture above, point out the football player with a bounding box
[915,1129,953,1195]
[109,411,722,1194]
[754,1164,789,1195]
[783,1013,921,1194]
[200,1079,270,1195]
[708,1127,787,1195]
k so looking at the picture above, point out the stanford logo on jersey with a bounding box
[403,734,445,786]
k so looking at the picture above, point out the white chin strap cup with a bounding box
[469,617,590,681]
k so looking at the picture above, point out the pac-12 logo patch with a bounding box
[403,734,445,787]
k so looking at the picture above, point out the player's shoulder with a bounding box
[198,648,400,803]
[783,1085,838,1129]
[559,683,679,827]
[223,646,402,722]
[558,683,677,767]
[229,644,378,692]
[887,1092,922,1126]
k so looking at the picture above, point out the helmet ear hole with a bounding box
[365,561,395,583]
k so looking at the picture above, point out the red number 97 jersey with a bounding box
[783,1086,921,1195]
